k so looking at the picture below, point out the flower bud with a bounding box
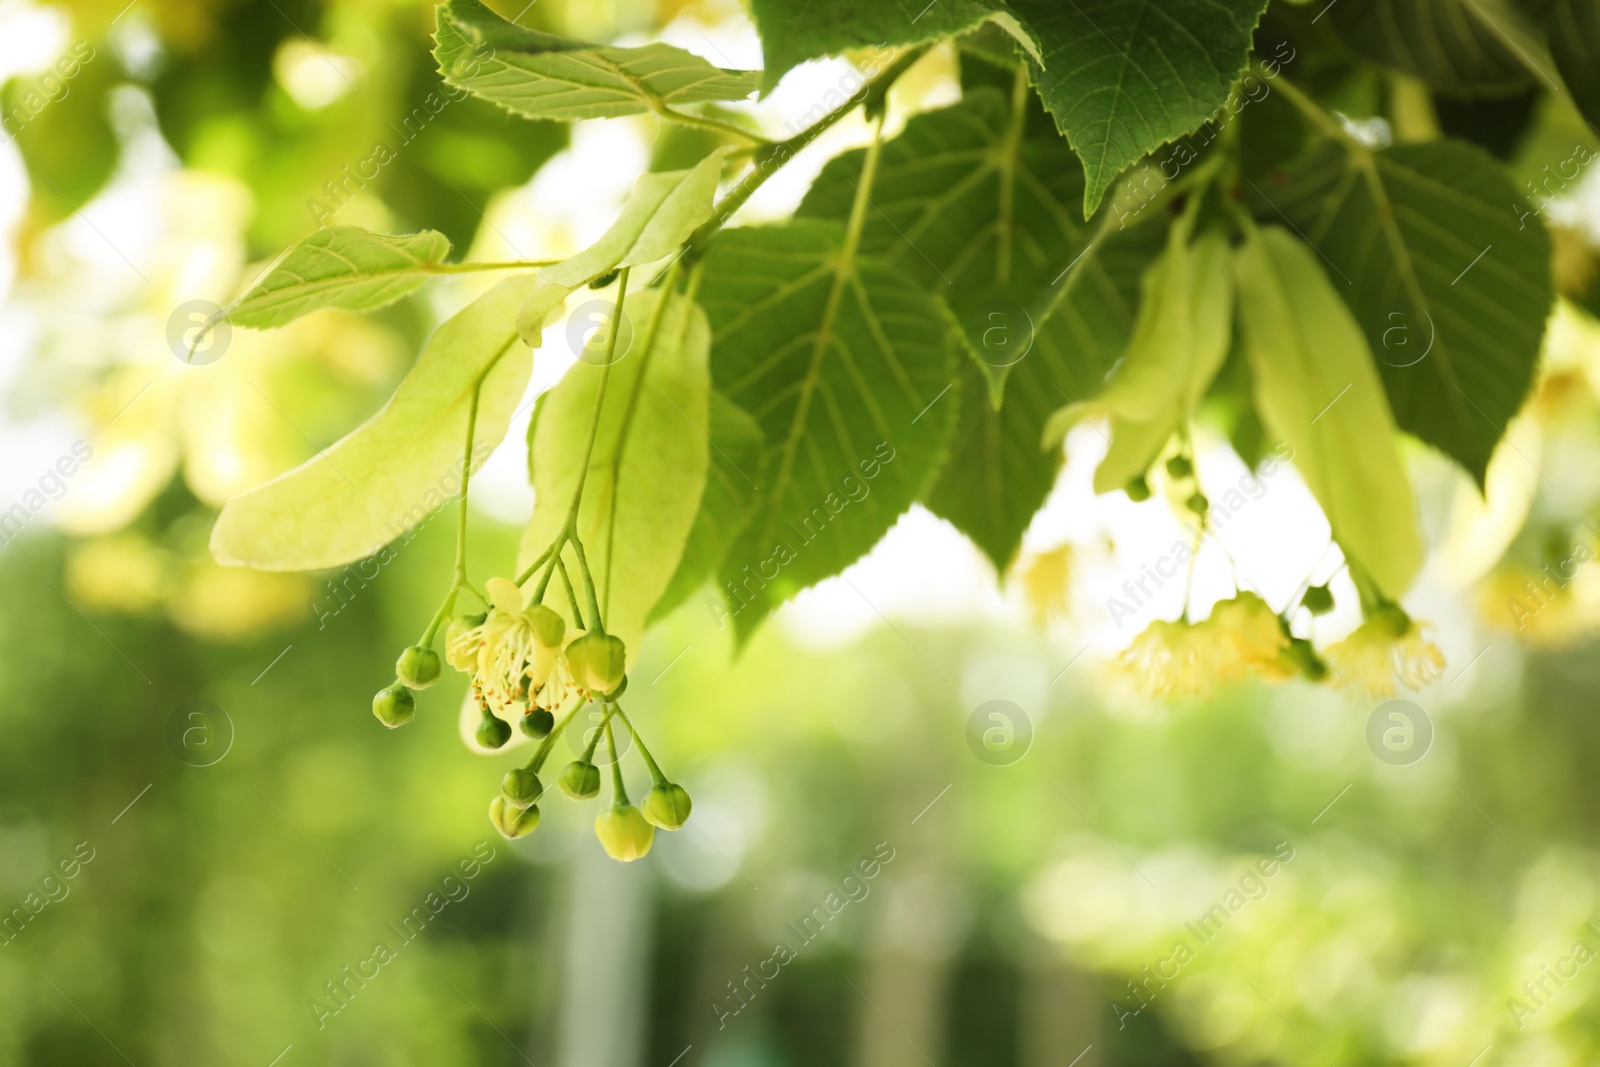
[1185,491,1209,515]
[395,645,441,689]
[476,711,512,750]
[642,783,692,830]
[490,795,540,839]
[372,683,414,728]
[1281,637,1329,682]
[525,603,566,649]
[594,803,655,861]
[1125,475,1152,502]
[502,767,543,806]
[565,632,626,693]
[1301,584,1334,616]
[1165,455,1193,479]
[520,708,555,739]
[559,760,602,800]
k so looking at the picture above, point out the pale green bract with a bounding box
[518,287,711,664]
[515,148,731,346]
[210,274,541,571]
[223,227,451,331]
[434,0,758,122]
[1235,226,1422,601]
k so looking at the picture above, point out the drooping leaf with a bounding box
[211,275,541,571]
[516,148,730,344]
[1007,0,1271,216]
[1325,0,1530,97]
[434,0,758,122]
[1235,225,1423,600]
[224,228,452,331]
[698,220,960,637]
[1269,136,1554,484]
[746,0,1033,92]
[518,286,711,662]
[650,392,765,622]
[797,85,1163,566]
[1080,229,1234,494]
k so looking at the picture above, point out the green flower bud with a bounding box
[519,708,555,739]
[606,674,628,700]
[395,645,441,689]
[1371,602,1412,638]
[559,760,602,800]
[1165,455,1193,479]
[490,795,540,839]
[1186,491,1209,515]
[476,712,512,750]
[641,783,692,830]
[525,603,566,649]
[372,683,414,728]
[1281,637,1329,682]
[594,803,655,861]
[1301,584,1334,616]
[502,767,544,806]
[566,632,626,693]
[1125,475,1152,502]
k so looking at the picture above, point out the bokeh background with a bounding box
[5,0,1600,1065]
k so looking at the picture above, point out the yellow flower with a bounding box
[1120,593,1294,698]
[448,578,576,717]
[1119,618,1219,698]
[1324,605,1445,700]
[1208,592,1290,674]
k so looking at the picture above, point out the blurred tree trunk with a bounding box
[558,841,654,1067]
[1023,938,1100,1067]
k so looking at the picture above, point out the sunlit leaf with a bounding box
[211,275,540,571]
[434,0,758,122]
[1326,0,1530,96]
[1235,225,1422,600]
[517,286,711,662]
[225,228,452,331]
[515,148,730,344]
[698,220,959,638]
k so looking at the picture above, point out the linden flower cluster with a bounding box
[368,576,692,861]
[1118,588,1443,702]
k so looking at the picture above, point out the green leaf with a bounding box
[224,228,452,331]
[517,286,711,661]
[649,392,765,622]
[1325,0,1530,96]
[698,220,960,637]
[434,0,758,122]
[211,275,540,571]
[1522,0,1600,127]
[797,85,1163,566]
[1270,136,1554,484]
[516,148,730,344]
[1007,0,1270,216]
[1080,229,1234,494]
[1235,226,1422,601]
[746,0,1033,93]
